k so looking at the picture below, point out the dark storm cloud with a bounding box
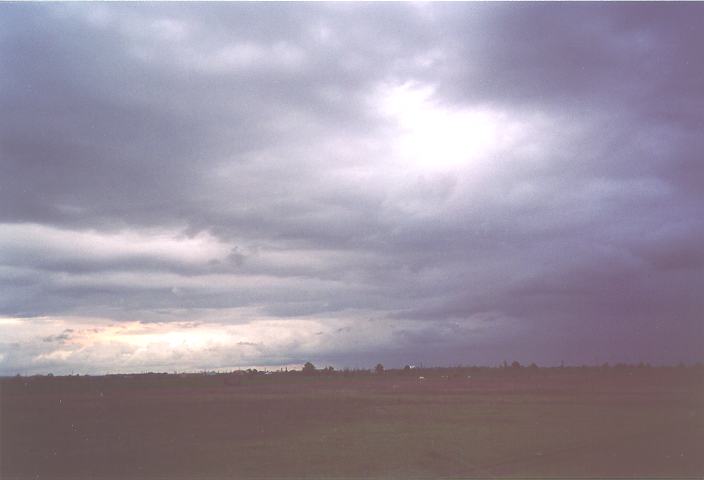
[0,2,429,230]
[1,3,702,374]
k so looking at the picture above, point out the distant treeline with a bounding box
[5,360,704,379]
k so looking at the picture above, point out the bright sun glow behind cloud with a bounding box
[379,82,526,173]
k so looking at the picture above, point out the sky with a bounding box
[1,3,703,375]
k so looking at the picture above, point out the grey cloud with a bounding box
[1,3,702,373]
[42,329,74,343]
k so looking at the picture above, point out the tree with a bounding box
[375,363,384,374]
[302,362,316,375]
[511,361,522,369]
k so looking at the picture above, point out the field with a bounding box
[2,366,703,479]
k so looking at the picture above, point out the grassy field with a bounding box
[2,366,703,479]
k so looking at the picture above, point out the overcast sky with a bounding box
[1,3,702,375]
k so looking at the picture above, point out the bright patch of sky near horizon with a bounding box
[0,3,702,374]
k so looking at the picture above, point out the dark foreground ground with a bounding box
[2,366,703,479]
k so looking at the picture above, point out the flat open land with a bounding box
[2,367,703,479]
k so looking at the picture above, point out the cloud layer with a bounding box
[1,3,702,374]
